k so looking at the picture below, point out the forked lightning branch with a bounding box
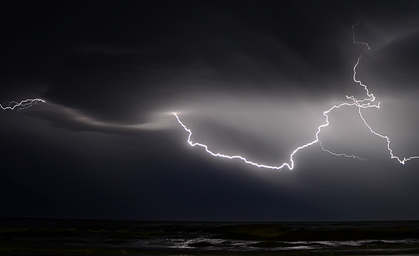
[2,23,418,170]
[173,22,419,170]
[0,99,45,111]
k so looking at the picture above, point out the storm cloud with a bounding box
[1,0,419,221]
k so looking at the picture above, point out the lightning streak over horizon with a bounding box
[174,22,419,170]
[0,98,45,111]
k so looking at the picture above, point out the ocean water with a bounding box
[1,218,419,255]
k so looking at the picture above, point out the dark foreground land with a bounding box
[1,218,419,255]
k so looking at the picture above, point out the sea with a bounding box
[1,218,419,255]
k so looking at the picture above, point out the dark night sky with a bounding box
[1,1,419,221]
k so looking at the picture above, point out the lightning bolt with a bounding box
[0,98,45,111]
[174,22,419,170]
[348,21,419,165]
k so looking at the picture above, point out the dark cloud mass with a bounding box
[1,0,419,221]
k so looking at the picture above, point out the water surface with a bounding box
[1,218,419,255]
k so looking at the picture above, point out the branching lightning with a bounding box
[0,98,45,111]
[174,22,419,170]
[2,23,417,169]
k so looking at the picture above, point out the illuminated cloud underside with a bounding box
[173,23,419,170]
